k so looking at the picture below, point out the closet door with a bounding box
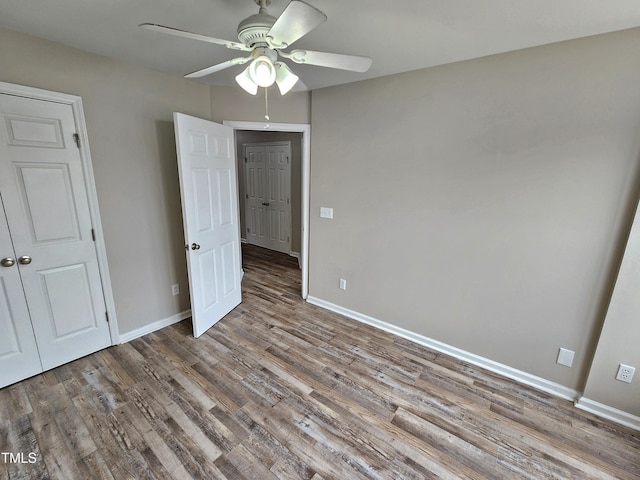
[244,142,291,254]
[244,145,269,248]
[265,143,291,254]
[0,196,43,387]
[0,94,111,371]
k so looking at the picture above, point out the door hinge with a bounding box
[91,228,96,241]
[246,194,249,199]
[287,236,290,243]
[287,156,290,164]
[244,157,248,164]
[247,227,250,233]
[73,133,81,149]
[105,311,109,323]
[287,197,290,205]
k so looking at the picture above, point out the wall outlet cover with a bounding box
[320,207,334,219]
[557,348,575,367]
[615,364,635,383]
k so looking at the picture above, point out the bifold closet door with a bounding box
[0,93,111,375]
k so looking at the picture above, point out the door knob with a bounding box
[18,255,32,265]
[1,257,15,267]
[262,202,270,206]
[190,243,201,250]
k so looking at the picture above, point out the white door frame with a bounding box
[0,81,119,343]
[224,121,310,299]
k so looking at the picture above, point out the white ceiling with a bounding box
[1,0,640,91]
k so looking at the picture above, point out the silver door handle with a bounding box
[1,257,15,267]
[18,255,32,265]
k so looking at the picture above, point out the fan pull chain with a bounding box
[264,87,270,120]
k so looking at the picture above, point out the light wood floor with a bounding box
[1,245,639,479]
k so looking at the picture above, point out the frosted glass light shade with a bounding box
[275,62,299,95]
[235,65,258,95]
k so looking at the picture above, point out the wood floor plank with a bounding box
[1,243,639,479]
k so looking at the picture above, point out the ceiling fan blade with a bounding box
[139,23,251,51]
[283,49,372,72]
[185,57,251,78]
[266,1,327,49]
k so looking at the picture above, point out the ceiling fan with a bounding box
[139,0,372,95]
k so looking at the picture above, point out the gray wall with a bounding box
[0,26,211,335]
[3,21,639,417]
[0,26,311,338]
[210,85,310,125]
[309,26,640,406]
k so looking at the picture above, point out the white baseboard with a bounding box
[575,397,640,431]
[306,296,579,402]
[118,309,192,344]
[290,251,301,269]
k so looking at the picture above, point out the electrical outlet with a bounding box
[171,283,180,296]
[615,364,635,383]
[557,348,575,367]
[339,278,347,290]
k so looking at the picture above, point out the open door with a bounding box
[174,113,242,337]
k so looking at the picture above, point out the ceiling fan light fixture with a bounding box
[235,65,258,95]
[249,55,277,87]
[275,62,299,95]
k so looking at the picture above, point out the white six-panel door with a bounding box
[245,145,268,248]
[174,113,242,338]
[265,143,291,254]
[244,142,291,254]
[0,93,112,374]
[0,195,43,386]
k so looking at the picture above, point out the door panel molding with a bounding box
[175,113,242,338]
[0,81,119,343]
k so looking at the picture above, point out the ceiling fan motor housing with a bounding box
[237,12,276,48]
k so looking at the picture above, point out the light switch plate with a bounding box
[320,207,333,219]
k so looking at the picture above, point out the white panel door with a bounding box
[265,144,291,254]
[0,196,43,386]
[243,142,291,254]
[244,145,269,248]
[0,94,112,371]
[174,113,242,338]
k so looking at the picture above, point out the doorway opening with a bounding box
[224,121,310,299]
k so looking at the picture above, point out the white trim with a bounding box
[306,296,580,402]
[575,397,640,431]
[223,120,310,299]
[290,251,301,269]
[118,310,192,344]
[0,81,120,344]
